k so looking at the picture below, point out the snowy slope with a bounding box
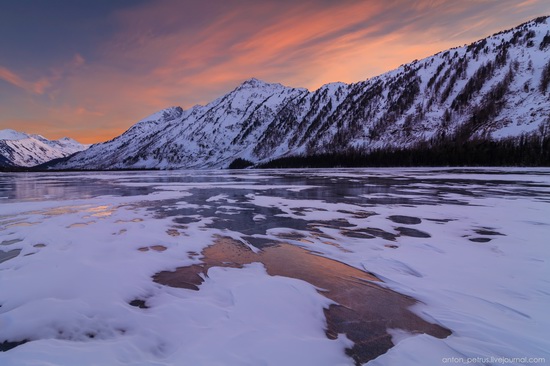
[54,16,550,170]
[0,129,89,167]
[55,80,308,169]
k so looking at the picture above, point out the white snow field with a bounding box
[0,168,549,366]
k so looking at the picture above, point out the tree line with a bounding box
[250,133,550,169]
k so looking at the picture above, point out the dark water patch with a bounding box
[153,264,205,291]
[0,239,22,246]
[148,191,313,239]
[310,231,336,240]
[0,339,28,352]
[242,236,278,248]
[153,237,451,364]
[341,230,375,239]
[388,215,422,225]
[166,229,180,237]
[274,231,307,240]
[308,219,355,230]
[474,229,505,236]
[337,210,377,219]
[355,227,398,241]
[129,299,149,309]
[292,206,328,216]
[426,218,455,223]
[138,245,167,252]
[395,227,431,238]
[469,237,492,243]
[187,251,200,258]
[0,249,21,264]
[173,217,202,225]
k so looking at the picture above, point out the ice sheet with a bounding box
[1,168,549,365]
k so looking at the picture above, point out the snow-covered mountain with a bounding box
[0,129,89,167]
[53,16,550,170]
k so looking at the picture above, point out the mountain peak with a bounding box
[161,106,184,121]
[0,129,30,141]
[241,77,266,86]
[238,77,285,90]
[233,78,298,96]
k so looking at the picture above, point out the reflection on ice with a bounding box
[153,236,451,364]
[85,205,115,218]
[5,222,39,229]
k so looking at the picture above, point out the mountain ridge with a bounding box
[20,16,550,169]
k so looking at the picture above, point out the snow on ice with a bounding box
[0,168,549,365]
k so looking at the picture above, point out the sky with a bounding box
[1,0,549,144]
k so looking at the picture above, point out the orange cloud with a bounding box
[0,65,48,95]
[100,0,545,98]
[0,53,85,96]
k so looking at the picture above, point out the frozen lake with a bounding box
[1,168,549,365]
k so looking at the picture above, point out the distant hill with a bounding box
[0,129,89,168]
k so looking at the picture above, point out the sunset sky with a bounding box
[1,0,549,143]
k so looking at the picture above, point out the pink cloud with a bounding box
[0,65,46,95]
[0,53,85,96]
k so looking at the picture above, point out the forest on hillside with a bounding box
[248,130,550,168]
